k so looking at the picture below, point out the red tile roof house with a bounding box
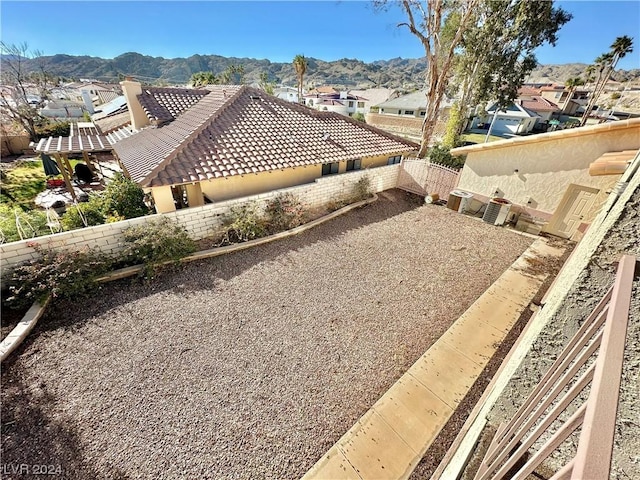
[113,80,418,213]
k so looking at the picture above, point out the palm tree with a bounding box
[581,36,634,125]
[563,76,584,114]
[293,54,307,104]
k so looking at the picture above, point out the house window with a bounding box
[346,159,361,171]
[348,101,354,108]
[357,101,365,108]
[322,162,339,176]
[404,110,414,115]
[420,111,426,116]
[387,155,402,165]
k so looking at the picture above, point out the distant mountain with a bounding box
[526,63,640,84]
[5,52,639,89]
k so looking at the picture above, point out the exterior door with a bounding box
[546,184,599,238]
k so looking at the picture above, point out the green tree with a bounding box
[378,0,480,157]
[580,36,634,125]
[190,71,218,87]
[293,54,308,104]
[219,64,245,85]
[564,76,585,112]
[453,0,571,136]
[259,72,275,95]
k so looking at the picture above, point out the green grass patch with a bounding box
[461,133,505,144]
[0,158,82,210]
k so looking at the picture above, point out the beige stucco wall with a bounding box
[454,122,640,217]
[199,165,321,203]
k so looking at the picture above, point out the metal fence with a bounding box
[474,255,637,480]
[397,158,460,200]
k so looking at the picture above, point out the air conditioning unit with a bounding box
[483,198,512,225]
[446,189,474,213]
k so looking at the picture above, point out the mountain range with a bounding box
[8,52,640,89]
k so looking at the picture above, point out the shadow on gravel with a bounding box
[0,365,127,480]
[21,189,424,341]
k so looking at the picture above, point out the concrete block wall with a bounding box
[0,164,401,275]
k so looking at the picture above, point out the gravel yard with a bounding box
[1,190,535,479]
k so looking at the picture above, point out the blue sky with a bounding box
[1,1,639,69]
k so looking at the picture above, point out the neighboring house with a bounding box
[113,81,418,213]
[450,118,640,239]
[471,102,539,135]
[365,90,454,143]
[539,84,589,115]
[374,90,429,118]
[517,97,560,124]
[348,88,399,114]
[274,86,300,103]
[39,99,86,119]
[304,91,368,117]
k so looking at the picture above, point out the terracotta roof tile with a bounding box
[114,86,417,187]
[137,87,211,125]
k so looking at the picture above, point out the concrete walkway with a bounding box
[303,238,565,480]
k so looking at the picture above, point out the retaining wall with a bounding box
[0,164,400,276]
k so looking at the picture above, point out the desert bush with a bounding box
[221,204,267,244]
[0,204,51,243]
[264,193,305,233]
[352,175,372,201]
[428,144,465,169]
[4,244,111,309]
[610,92,621,100]
[120,218,196,269]
[60,196,106,230]
[101,173,149,220]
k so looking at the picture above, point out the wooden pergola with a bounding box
[34,128,133,200]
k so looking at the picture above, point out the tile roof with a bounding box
[113,86,418,188]
[94,111,131,135]
[137,87,211,125]
[520,97,560,113]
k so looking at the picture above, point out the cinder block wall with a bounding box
[0,165,400,277]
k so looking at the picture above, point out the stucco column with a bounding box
[151,185,176,213]
[185,183,205,207]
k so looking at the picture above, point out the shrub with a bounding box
[610,92,621,100]
[120,218,196,269]
[4,244,111,309]
[221,204,267,244]
[427,144,465,169]
[35,121,70,140]
[102,173,149,220]
[352,175,372,202]
[264,193,305,233]
[60,195,106,230]
[352,112,366,123]
[0,204,51,243]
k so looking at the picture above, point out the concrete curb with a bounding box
[0,194,379,361]
[0,296,50,362]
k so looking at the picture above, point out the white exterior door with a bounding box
[546,184,599,238]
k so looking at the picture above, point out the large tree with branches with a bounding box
[0,42,56,142]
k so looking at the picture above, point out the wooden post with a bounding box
[82,150,97,175]
[54,153,77,201]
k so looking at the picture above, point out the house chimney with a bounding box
[120,78,149,130]
[81,90,95,114]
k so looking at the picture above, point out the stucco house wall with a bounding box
[150,151,413,213]
[452,119,640,219]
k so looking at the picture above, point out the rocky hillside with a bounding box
[6,52,640,89]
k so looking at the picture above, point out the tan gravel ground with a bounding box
[1,190,535,480]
